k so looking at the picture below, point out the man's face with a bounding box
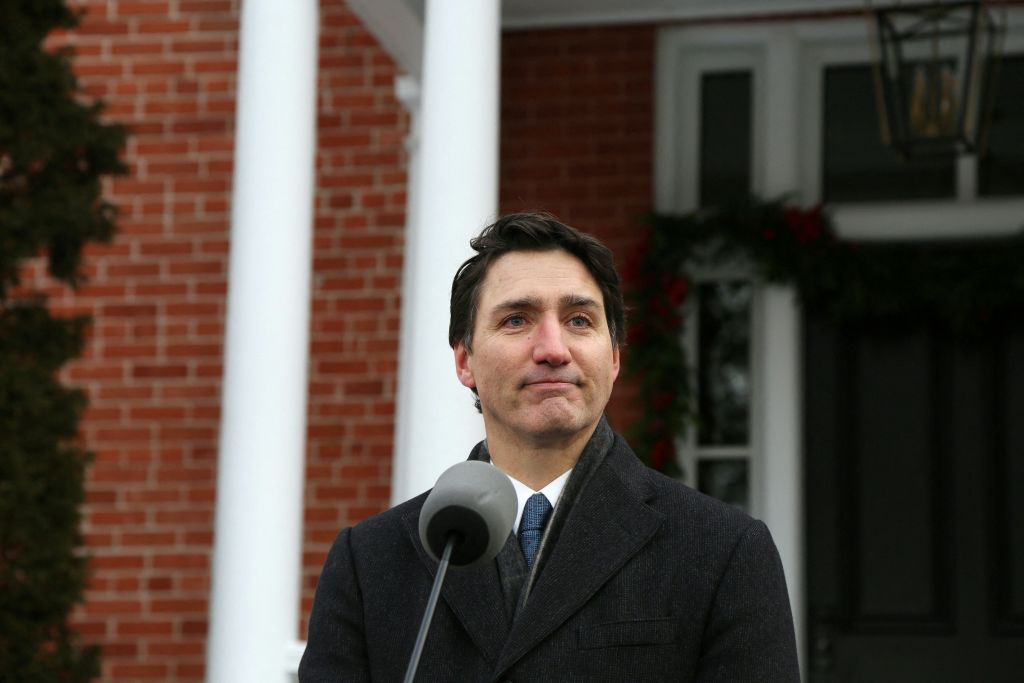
[454,249,620,448]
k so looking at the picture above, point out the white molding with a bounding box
[346,0,423,76]
[655,32,766,213]
[394,74,421,154]
[505,1,1024,31]
[834,199,1024,240]
[757,286,804,675]
[799,25,867,205]
[504,0,866,31]
[762,27,802,198]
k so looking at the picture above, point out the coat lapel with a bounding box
[494,448,665,674]
[400,508,511,666]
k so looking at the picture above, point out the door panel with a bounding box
[805,317,1024,682]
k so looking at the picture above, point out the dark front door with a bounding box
[804,316,1024,683]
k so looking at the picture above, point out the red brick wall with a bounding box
[48,5,651,680]
[55,2,240,679]
[54,1,408,680]
[500,25,656,429]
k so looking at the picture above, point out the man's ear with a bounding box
[611,345,621,382]
[454,342,476,389]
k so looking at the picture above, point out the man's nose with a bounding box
[532,315,571,365]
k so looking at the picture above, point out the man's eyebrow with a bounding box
[490,297,541,314]
[489,294,602,313]
[560,294,601,310]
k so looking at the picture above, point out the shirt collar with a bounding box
[499,467,573,534]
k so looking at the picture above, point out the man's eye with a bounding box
[503,315,527,328]
[568,315,592,328]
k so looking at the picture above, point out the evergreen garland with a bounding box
[624,197,1024,474]
[0,1,125,679]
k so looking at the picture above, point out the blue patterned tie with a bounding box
[518,493,553,568]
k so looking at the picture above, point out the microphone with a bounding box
[418,460,517,568]
[404,461,516,682]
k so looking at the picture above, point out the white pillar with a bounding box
[390,0,500,505]
[759,286,804,669]
[206,1,319,681]
[761,28,806,674]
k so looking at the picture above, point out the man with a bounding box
[300,213,800,682]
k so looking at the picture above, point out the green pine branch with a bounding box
[0,1,126,679]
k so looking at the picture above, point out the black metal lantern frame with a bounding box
[871,0,1004,158]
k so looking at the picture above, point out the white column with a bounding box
[761,28,806,673]
[206,1,319,681]
[759,286,804,668]
[390,0,500,505]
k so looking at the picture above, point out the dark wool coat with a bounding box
[299,428,800,682]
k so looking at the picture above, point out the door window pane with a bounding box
[979,54,1024,197]
[823,64,956,202]
[697,281,751,446]
[700,71,752,207]
[698,458,749,511]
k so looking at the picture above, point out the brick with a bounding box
[135,19,192,35]
[149,641,205,656]
[109,663,169,679]
[85,599,143,615]
[181,619,208,636]
[116,620,174,637]
[101,641,139,658]
[135,139,192,155]
[73,619,109,638]
[167,260,225,276]
[106,262,162,278]
[131,363,189,379]
[179,0,236,14]
[137,240,194,256]
[96,385,155,400]
[89,509,146,526]
[110,41,165,56]
[123,488,183,504]
[121,531,176,545]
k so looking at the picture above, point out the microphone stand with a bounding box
[402,533,457,683]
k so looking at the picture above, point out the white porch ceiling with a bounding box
[348,0,873,77]
[406,0,866,29]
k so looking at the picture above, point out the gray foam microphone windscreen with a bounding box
[418,461,516,568]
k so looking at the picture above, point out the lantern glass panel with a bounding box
[979,54,1024,197]
[874,2,1000,157]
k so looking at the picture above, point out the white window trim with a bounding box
[656,47,767,213]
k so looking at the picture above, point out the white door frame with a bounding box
[657,11,1024,676]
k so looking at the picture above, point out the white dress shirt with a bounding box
[498,468,573,534]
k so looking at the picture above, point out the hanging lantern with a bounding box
[869,0,1004,158]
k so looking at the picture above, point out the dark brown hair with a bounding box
[449,212,626,351]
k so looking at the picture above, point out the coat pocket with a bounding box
[577,618,678,650]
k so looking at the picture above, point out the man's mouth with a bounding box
[522,373,579,389]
